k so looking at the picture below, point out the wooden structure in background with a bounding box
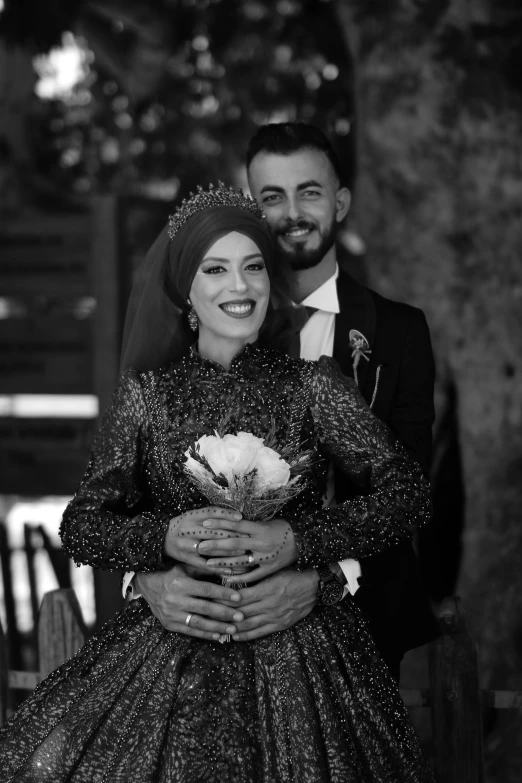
[0,197,170,637]
[0,520,78,674]
[429,597,484,781]
[38,589,87,678]
[0,589,86,720]
[0,197,168,631]
[0,522,20,672]
[0,202,118,495]
[0,199,128,627]
[0,417,97,496]
[1,594,522,781]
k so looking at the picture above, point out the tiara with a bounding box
[167,181,267,240]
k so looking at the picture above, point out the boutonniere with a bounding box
[349,329,371,386]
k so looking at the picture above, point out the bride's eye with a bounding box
[201,264,226,275]
[246,261,266,272]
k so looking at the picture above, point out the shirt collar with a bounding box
[300,264,340,314]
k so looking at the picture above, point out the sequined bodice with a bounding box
[141,344,325,526]
[59,344,430,576]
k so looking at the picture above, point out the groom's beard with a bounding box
[274,217,337,271]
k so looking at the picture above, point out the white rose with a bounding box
[192,434,221,456]
[217,433,261,478]
[253,446,291,490]
[234,431,266,449]
[191,432,261,482]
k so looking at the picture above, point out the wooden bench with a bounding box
[1,591,521,781]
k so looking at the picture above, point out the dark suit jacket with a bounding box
[332,269,440,665]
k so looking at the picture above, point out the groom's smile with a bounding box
[281,220,317,244]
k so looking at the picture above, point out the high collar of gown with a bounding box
[187,340,264,375]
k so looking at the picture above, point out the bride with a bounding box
[0,185,434,782]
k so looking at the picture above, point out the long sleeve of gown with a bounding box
[292,356,431,570]
[60,369,171,571]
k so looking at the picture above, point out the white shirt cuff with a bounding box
[338,559,362,596]
[122,571,141,600]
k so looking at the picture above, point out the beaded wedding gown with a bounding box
[0,345,434,782]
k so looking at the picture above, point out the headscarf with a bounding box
[165,206,274,309]
[120,204,299,372]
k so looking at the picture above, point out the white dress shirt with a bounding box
[122,264,361,599]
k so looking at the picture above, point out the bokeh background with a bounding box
[1,1,521,779]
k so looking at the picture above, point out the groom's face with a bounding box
[247,148,348,271]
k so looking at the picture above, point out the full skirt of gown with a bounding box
[0,596,434,783]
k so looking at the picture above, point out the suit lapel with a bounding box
[333,271,377,394]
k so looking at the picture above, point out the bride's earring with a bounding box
[187,300,198,332]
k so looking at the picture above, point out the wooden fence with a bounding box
[1,591,522,781]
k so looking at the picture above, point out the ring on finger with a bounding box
[185,613,193,626]
[192,541,201,552]
[246,550,255,565]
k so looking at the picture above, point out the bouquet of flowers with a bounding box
[183,422,312,524]
[183,420,312,642]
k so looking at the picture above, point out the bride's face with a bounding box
[189,231,270,345]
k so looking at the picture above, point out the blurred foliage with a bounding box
[1,0,521,210]
[344,0,522,101]
[0,0,355,207]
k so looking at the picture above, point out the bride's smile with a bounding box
[219,299,256,318]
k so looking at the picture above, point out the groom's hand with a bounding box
[135,564,244,640]
[231,567,319,641]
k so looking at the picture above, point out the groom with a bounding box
[127,123,439,680]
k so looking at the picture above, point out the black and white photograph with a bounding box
[0,1,521,781]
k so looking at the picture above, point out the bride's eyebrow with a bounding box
[202,254,263,262]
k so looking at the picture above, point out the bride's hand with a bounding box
[198,517,298,583]
[164,507,250,569]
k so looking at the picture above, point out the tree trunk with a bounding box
[335,2,522,779]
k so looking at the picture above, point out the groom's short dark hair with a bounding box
[246,122,343,183]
